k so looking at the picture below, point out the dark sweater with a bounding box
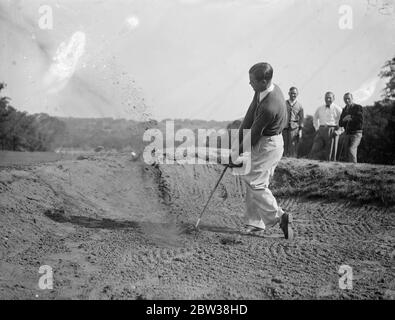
[238,84,287,151]
[339,103,363,134]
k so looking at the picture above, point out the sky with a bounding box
[0,0,394,121]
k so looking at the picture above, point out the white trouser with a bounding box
[241,134,284,230]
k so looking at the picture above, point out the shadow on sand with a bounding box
[44,208,284,240]
[44,208,139,230]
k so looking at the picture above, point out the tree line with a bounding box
[0,83,66,151]
[1,56,394,164]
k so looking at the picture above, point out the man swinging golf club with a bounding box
[230,62,293,239]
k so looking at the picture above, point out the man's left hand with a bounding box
[228,158,243,168]
[229,148,240,163]
[331,130,340,138]
[228,152,249,168]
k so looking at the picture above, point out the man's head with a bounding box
[289,87,298,101]
[343,92,353,106]
[249,62,273,92]
[324,92,335,106]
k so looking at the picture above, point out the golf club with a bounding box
[195,165,229,229]
[338,121,349,161]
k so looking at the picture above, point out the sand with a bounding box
[0,153,394,299]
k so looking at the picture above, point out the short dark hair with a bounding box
[249,62,273,82]
[325,91,335,98]
[289,87,298,92]
[344,92,353,98]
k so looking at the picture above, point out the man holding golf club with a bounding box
[310,92,343,161]
[339,93,363,163]
[229,62,293,240]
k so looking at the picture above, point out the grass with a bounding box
[0,151,73,167]
[271,158,395,207]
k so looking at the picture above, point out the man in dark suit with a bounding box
[339,93,363,163]
[231,62,293,240]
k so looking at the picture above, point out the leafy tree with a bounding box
[358,102,395,164]
[357,56,395,164]
[379,56,395,101]
[0,82,67,151]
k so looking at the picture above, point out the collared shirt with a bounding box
[286,99,304,129]
[258,83,275,103]
[313,103,343,131]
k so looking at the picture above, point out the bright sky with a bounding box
[1,0,394,121]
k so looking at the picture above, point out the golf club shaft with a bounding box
[195,165,228,228]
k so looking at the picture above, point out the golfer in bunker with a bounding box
[230,62,293,240]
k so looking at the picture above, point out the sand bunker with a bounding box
[0,154,394,299]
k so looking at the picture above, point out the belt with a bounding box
[320,125,337,128]
[346,130,363,134]
[262,132,282,137]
